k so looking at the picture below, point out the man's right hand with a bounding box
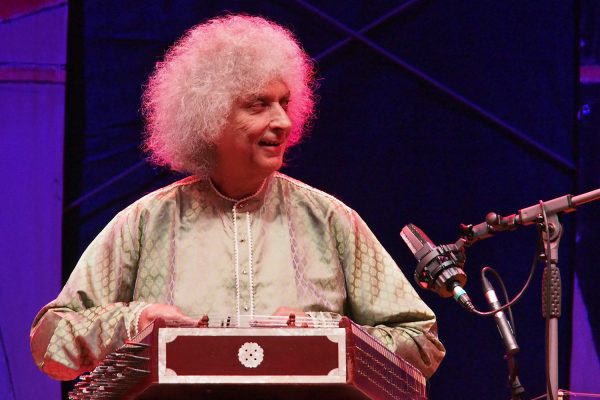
[137,304,197,331]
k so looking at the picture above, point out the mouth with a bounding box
[258,139,282,147]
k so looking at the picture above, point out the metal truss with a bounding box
[296,0,575,174]
[66,1,576,211]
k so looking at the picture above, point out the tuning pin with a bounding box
[198,315,210,327]
[124,366,150,377]
[286,313,296,327]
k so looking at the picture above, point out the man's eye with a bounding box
[248,101,267,112]
[280,99,290,110]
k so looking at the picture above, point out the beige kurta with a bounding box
[30,172,445,380]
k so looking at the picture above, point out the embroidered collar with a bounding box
[208,174,272,212]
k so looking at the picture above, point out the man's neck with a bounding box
[209,173,267,200]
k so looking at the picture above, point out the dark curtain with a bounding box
[571,83,600,382]
[64,1,581,398]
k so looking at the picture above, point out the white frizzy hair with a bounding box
[142,14,316,176]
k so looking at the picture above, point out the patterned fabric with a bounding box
[30,172,445,380]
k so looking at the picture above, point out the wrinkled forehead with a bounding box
[236,78,290,102]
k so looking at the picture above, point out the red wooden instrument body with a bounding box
[69,317,427,400]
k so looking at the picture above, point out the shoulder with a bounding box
[99,176,204,239]
[271,172,354,219]
[137,175,200,202]
[117,175,202,218]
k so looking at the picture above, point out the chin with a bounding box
[256,160,283,177]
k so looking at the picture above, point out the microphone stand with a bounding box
[459,188,600,400]
[539,213,562,400]
[507,354,525,400]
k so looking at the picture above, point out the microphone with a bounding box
[400,224,474,312]
[482,274,519,355]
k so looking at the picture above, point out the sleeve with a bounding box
[30,205,150,381]
[336,209,445,379]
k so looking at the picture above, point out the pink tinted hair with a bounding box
[142,14,316,176]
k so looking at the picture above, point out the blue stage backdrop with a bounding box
[60,1,598,399]
[0,2,67,400]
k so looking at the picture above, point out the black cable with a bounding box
[469,238,541,317]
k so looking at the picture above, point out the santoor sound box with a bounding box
[69,315,427,400]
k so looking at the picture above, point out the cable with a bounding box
[480,266,517,334]
[469,238,541,317]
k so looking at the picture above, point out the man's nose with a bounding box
[269,103,292,132]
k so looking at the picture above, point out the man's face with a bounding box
[212,79,292,183]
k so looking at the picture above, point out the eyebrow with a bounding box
[245,91,291,103]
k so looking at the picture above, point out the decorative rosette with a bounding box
[237,342,264,368]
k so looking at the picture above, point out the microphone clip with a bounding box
[414,238,467,298]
